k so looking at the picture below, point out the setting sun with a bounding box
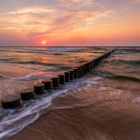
[41,40,48,46]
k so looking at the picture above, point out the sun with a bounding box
[41,40,48,46]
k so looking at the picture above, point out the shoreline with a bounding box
[0,48,139,140]
[8,84,140,140]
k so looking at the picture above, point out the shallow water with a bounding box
[0,46,108,99]
[0,46,140,140]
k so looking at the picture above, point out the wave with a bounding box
[118,48,140,53]
[0,76,99,140]
[0,48,84,55]
[16,61,61,67]
[110,60,140,66]
[7,73,140,140]
[96,71,140,83]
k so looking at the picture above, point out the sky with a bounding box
[0,0,140,46]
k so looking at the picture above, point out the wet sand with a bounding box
[9,83,140,140]
[1,48,140,140]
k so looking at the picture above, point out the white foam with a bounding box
[0,76,99,139]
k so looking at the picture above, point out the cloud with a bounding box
[0,0,139,45]
[0,0,115,38]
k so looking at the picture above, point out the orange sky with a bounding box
[0,0,140,46]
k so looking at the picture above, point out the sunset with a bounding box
[41,40,48,46]
[0,1,140,140]
[0,0,140,46]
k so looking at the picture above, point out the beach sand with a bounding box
[9,84,140,140]
[1,48,139,140]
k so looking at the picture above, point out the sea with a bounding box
[0,46,140,140]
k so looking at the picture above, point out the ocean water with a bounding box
[0,46,140,140]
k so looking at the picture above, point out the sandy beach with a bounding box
[0,47,139,140]
[9,79,140,140]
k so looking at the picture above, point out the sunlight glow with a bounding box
[41,40,48,46]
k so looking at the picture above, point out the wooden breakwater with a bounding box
[0,49,115,109]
